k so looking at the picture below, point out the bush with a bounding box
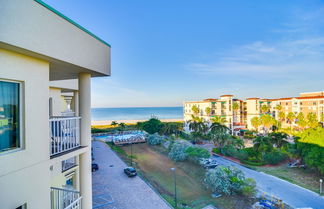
[242,178,257,197]
[185,146,210,161]
[147,133,164,145]
[221,145,248,161]
[205,165,256,197]
[263,150,288,165]
[212,147,221,154]
[138,118,164,134]
[296,141,324,174]
[168,140,192,161]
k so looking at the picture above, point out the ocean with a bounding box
[91,107,183,121]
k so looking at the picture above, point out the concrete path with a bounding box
[213,155,324,209]
[92,141,172,209]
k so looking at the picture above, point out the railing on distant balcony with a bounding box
[61,111,75,117]
[50,116,81,156]
[51,187,82,209]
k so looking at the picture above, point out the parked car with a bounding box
[199,158,209,165]
[124,167,137,177]
[203,160,219,169]
[92,163,99,172]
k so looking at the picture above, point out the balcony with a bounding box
[51,187,82,209]
[50,116,81,156]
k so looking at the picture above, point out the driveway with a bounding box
[92,140,172,209]
[213,155,324,209]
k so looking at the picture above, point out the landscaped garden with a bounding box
[107,142,255,209]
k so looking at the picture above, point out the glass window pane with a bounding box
[0,80,20,152]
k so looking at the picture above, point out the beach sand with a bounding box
[91,118,183,126]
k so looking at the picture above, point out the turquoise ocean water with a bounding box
[91,107,183,121]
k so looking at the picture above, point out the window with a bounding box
[0,80,21,153]
[62,157,77,172]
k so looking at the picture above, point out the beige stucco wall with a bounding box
[0,49,51,209]
[0,0,111,78]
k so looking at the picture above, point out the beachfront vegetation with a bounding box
[205,166,256,197]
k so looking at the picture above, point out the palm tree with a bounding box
[188,115,208,142]
[251,117,260,131]
[296,112,306,130]
[307,112,318,128]
[259,114,275,134]
[260,104,270,114]
[210,116,227,125]
[161,123,181,136]
[253,136,272,156]
[111,121,118,127]
[269,132,288,148]
[275,104,282,112]
[287,112,296,130]
[119,122,126,134]
[232,102,239,123]
[191,105,200,116]
[278,111,286,122]
[205,107,211,116]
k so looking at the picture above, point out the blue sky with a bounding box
[44,0,324,108]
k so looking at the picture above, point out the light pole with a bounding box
[320,179,323,194]
[130,141,133,167]
[170,167,177,208]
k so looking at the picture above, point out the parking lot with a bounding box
[92,141,172,209]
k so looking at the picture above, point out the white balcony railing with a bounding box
[50,116,81,156]
[51,187,82,209]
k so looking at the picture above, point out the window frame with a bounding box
[0,78,24,155]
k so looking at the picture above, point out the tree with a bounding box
[275,105,282,112]
[287,112,296,129]
[188,116,208,142]
[210,116,227,125]
[278,111,286,122]
[307,112,318,128]
[261,104,270,114]
[191,105,200,116]
[118,122,126,133]
[205,107,211,116]
[297,127,324,147]
[111,121,118,127]
[147,133,164,145]
[296,112,307,130]
[268,132,288,148]
[140,118,164,134]
[205,165,256,196]
[259,114,275,134]
[160,122,182,136]
[253,136,273,156]
[185,146,210,160]
[168,140,192,161]
[232,102,239,122]
[251,117,261,131]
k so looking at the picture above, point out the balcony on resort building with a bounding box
[50,116,81,157]
[51,187,82,209]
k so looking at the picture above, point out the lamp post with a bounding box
[320,179,323,194]
[170,168,177,208]
[130,141,133,167]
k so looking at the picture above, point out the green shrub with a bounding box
[263,151,288,165]
[205,165,256,197]
[212,147,221,154]
[168,140,192,161]
[139,118,164,134]
[147,133,164,145]
[185,146,210,160]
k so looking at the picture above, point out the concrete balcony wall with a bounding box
[0,0,111,80]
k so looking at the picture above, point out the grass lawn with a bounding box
[252,164,324,195]
[109,143,254,209]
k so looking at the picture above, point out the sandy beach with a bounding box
[91,118,183,126]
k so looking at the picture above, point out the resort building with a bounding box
[0,0,110,209]
[184,91,324,132]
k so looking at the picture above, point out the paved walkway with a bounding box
[92,141,172,209]
[213,155,324,209]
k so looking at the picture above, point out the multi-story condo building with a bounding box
[184,91,324,132]
[1,0,110,209]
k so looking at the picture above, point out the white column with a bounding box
[78,73,92,209]
[73,90,79,116]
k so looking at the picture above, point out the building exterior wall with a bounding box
[0,0,111,78]
[184,92,324,132]
[0,49,51,209]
